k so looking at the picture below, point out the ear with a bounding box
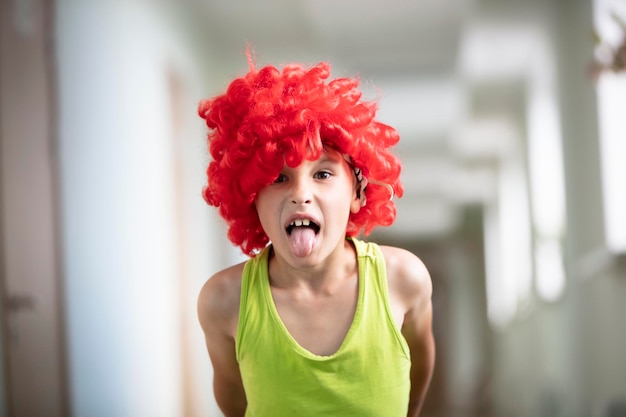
[350,189,362,214]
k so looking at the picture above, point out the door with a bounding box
[0,0,68,416]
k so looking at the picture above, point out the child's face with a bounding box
[255,149,361,264]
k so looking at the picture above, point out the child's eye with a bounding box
[273,173,288,184]
[314,171,332,180]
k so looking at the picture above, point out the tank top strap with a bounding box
[351,237,410,358]
[352,237,389,303]
[236,245,271,360]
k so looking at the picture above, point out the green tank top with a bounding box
[236,238,411,416]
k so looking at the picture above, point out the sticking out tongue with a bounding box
[289,227,317,257]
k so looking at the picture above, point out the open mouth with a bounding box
[286,219,320,235]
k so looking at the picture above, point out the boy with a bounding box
[197,58,435,416]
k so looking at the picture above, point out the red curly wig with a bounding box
[198,59,403,256]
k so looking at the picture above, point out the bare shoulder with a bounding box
[379,245,432,312]
[197,262,249,415]
[197,261,247,338]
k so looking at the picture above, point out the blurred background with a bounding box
[2,0,626,416]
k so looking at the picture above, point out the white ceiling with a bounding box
[189,0,549,239]
[193,0,473,76]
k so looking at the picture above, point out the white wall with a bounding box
[486,1,626,416]
[54,1,234,416]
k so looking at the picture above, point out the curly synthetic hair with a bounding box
[198,60,403,256]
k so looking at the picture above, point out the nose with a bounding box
[290,176,312,205]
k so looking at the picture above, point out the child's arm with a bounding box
[197,264,247,417]
[403,283,435,417]
[383,247,436,417]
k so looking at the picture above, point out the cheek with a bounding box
[254,194,269,221]
[333,191,360,220]
[255,192,280,229]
